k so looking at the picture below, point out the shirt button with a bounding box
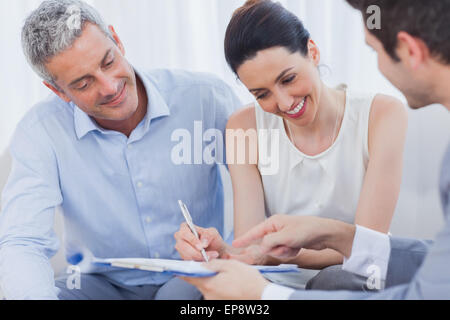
[127,144,133,149]
[145,217,152,224]
[137,182,143,188]
[154,252,160,258]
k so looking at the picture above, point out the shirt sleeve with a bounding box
[289,214,450,300]
[261,283,295,300]
[0,123,62,299]
[342,225,390,283]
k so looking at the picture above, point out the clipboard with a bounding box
[92,257,301,277]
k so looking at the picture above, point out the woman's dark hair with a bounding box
[224,0,311,75]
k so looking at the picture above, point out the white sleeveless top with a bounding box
[255,88,376,224]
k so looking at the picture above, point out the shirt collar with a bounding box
[74,67,171,140]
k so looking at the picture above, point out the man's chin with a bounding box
[406,96,432,110]
[93,109,137,123]
[398,82,436,110]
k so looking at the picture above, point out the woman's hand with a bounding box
[233,214,356,259]
[222,244,270,265]
[174,223,226,261]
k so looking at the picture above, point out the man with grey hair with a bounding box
[0,0,240,299]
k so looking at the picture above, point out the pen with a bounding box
[178,200,209,262]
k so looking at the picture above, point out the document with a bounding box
[92,257,301,277]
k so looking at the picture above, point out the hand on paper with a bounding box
[174,223,225,261]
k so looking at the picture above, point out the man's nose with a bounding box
[98,75,119,99]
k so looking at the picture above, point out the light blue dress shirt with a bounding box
[0,68,241,299]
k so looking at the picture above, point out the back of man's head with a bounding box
[346,0,450,65]
[22,0,112,87]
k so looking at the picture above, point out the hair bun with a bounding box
[244,0,267,8]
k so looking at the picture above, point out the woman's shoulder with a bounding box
[345,87,407,123]
[226,104,257,131]
[369,94,408,127]
[367,93,409,154]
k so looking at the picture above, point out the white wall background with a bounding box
[1,0,449,287]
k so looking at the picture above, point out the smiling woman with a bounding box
[223,0,409,267]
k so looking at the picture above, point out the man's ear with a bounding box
[108,25,125,56]
[43,81,71,103]
[396,31,430,70]
[307,39,321,67]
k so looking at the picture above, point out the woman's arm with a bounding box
[354,94,408,232]
[226,106,267,239]
[174,105,266,262]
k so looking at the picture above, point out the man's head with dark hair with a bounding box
[346,0,450,109]
[346,0,450,64]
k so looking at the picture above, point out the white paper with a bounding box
[92,257,300,277]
